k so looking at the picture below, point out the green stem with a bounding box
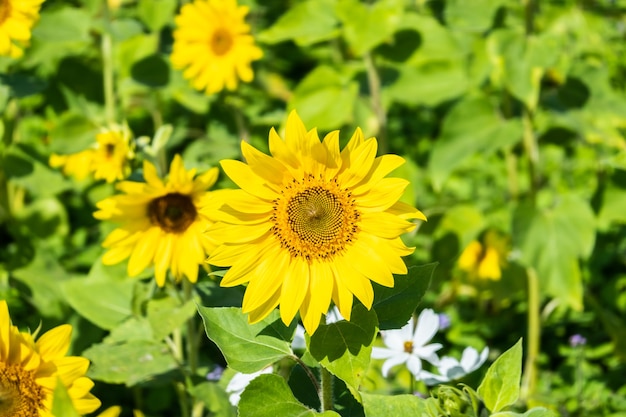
[290,355,320,393]
[364,52,388,154]
[521,267,540,401]
[101,3,116,124]
[182,279,198,375]
[522,109,539,202]
[320,366,334,412]
[175,382,190,417]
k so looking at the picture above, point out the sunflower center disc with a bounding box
[148,193,197,233]
[210,28,233,56]
[272,177,360,262]
[0,364,46,417]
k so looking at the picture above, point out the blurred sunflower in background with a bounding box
[94,154,221,287]
[170,0,263,94]
[458,230,509,281]
[0,300,101,416]
[49,124,134,183]
[0,0,44,58]
[206,111,426,334]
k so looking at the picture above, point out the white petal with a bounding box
[383,318,414,349]
[417,370,449,386]
[412,309,440,347]
[460,346,480,371]
[406,355,423,378]
[371,347,397,360]
[415,342,443,365]
[381,353,410,377]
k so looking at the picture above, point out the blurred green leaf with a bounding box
[239,374,340,417]
[308,304,377,401]
[62,259,135,330]
[372,263,435,330]
[189,382,236,417]
[51,378,81,417]
[48,112,99,153]
[258,0,339,46]
[598,186,626,231]
[147,297,197,341]
[429,94,523,190]
[198,307,294,373]
[513,195,595,310]
[137,0,177,32]
[478,338,522,413]
[131,54,170,88]
[361,392,430,416]
[492,408,559,417]
[444,0,503,32]
[32,6,91,43]
[84,340,178,386]
[289,65,358,131]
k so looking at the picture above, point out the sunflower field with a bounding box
[2,0,626,416]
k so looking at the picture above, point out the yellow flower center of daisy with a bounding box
[148,193,197,234]
[103,143,116,158]
[210,27,233,56]
[0,363,46,417]
[0,1,9,24]
[403,341,414,353]
[271,175,360,262]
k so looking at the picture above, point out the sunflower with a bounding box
[94,154,221,287]
[0,0,44,58]
[49,124,134,183]
[170,0,263,95]
[0,300,101,417]
[206,111,426,334]
[458,230,509,281]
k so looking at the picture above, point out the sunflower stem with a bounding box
[364,52,388,154]
[290,354,320,393]
[320,366,334,412]
[521,266,540,402]
[101,2,116,124]
[182,278,199,375]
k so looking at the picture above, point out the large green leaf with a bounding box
[429,94,523,190]
[137,0,176,32]
[372,263,435,330]
[238,374,340,417]
[361,392,429,416]
[258,0,339,46]
[147,297,198,341]
[512,195,595,310]
[189,382,237,417]
[198,307,294,373]
[492,408,559,417]
[444,0,503,32]
[478,338,522,413]
[308,304,377,401]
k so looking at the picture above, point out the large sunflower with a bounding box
[0,0,44,58]
[170,0,263,95]
[0,300,101,417]
[49,124,134,183]
[206,111,426,334]
[94,154,221,287]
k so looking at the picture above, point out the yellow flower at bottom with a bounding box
[0,300,100,417]
[0,0,44,58]
[206,111,426,334]
[170,0,263,94]
[49,125,134,183]
[94,155,221,287]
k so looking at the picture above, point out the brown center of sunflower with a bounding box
[271,175,360,262]
[0,1,10,24]
[403,341,414,353]
[148,193,197,234]
[210,28,233,56]
[104,143,116,159]
[0,363,46,417]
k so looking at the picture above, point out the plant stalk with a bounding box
[320,366,334,412]
[364,52,388,154]
[101,3,116,124]
[521,267,540,401]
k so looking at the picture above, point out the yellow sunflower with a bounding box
[0,300,101,417]
[93,154,221,287]
[49,124,134,183]
[0,0,44,58]
[170,0,263,95]
[458,230,509,281]
[206,111,426,334]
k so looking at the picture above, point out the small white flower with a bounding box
[292,306,344,350]
[371,309,443,378]
[226,366,273,406]
[419,346,489,385]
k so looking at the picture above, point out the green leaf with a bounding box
[32,7,91,43]
[147,297,198,341]
[188,382,236,417]
[48,111,99,153]
[258,0,339,46]
[289,65,359,132]
[335,0,404,56]
[137,0,177,32]
[238,374,340,417]
[372,263,435,330]
[512,195,595,310]
[131,54,170,88]
[84,340,178,386]
[361,392,430,416]
[444,0,503,32]
[62,259,135,330]
[198,307,294,373]
[492,408,559,417]
[308,304,377,401]
[51,378,81,417]
[429,94,523,190]
[478,338,523,413]
[598,186,626,230]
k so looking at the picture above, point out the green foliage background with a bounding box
[2,0,626,416]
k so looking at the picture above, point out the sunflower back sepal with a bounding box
[372,263,437,331]
[306,304,378,402]
[198,306,296,374]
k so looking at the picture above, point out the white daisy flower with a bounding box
[419,346,489,385]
